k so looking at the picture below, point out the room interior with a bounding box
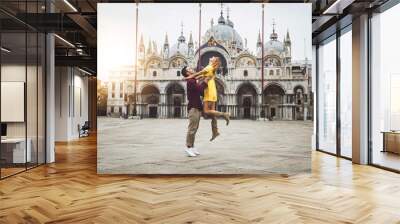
[0,0,400,222]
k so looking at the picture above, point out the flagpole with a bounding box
[198,3,202,71]
[261,3,265,121]
[132,1,139,116]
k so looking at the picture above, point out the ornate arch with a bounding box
[235,54,257,68]
[141,83,160,104]
[140,83,160,94]
[194,42,231,72]
[263,82,286,95]
[293,85,305,94]
[145,56,163,70]
[264,55,282,67]
[165,82,185,95]
[168,56,188,69]
[236,81,259,95]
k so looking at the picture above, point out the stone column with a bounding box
[352,14,369,164]
[46,16,56,163]
[304,105,308,121]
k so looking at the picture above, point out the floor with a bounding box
[373,150,400,170]
[1,163,44,179]
[0,135,400,223]
[0,167,25,178]
[98,118,312,174]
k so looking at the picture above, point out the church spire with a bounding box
[270,19,278,41]
[139,34,144,47]
[178,22,186,43]
[188,31,194,57]
[286,29,291,42]
[226,6,234,27]
[152,41,158,55]
[147,39,152,55]
[138,34,145,60]
[163,33,169,59]
[188,32,193,46]
[218,3,225,24]
[180,21,183,36]
[164,33,169,46]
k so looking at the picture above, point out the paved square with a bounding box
[97,118,312,174]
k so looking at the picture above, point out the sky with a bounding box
[98,3,312,81]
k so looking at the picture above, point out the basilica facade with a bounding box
[105,11,312,120]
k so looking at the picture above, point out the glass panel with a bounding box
[26,0,40,169]
[0,1,46,178]
[1,30,28,177]
[27,30,38,169]
[371,4,400,171]
[318,37,337,154]
[340,29,352,158]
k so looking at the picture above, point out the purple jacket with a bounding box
[186,78,207,111]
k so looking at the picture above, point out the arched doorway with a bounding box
[197,51,228,76]
[166,83,185,118]
[294,85,305,120]
[237,83,258,119]
[263,84,285,120]
[243,97,252,118]
[141,85,160,118]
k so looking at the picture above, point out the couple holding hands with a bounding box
[182,56,230,157]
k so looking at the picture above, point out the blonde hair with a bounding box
[212,57,221,69]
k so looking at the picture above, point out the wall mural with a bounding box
[97,3,313,175]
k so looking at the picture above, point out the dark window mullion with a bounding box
[316,44,319,150]
[336,28,341,157]
[24,0,28,171]
[36,0,39,167]
[0,18,2,179]
[367,11,373,165]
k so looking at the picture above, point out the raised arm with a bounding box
[184,69,207,80]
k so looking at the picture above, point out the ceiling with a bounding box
[0,0,391,75]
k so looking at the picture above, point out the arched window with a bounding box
[276,70,280,76]
[177,70,181,76]
[243,70,248,77]
[269,70,274,76]
[152,71,157,77]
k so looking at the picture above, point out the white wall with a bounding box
[55,67,89,141]
[1,65,38,138]
[1,63,47,164]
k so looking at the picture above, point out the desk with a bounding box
[1,138,31,163]
[382,131,400,154]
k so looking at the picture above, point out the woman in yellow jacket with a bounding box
[185,56,230,141]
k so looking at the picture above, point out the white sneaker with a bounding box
[185,148,196,157]
[191,147,200,155]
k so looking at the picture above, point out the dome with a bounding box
[170,42,188,56]
[226,18,234,28]
[264,40,285,54]
[264,20,285,55]
[203,23,243,50]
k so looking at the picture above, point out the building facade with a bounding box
[105,11,312,120]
